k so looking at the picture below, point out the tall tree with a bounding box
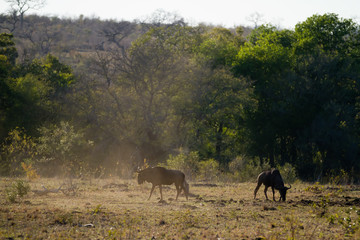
[233,14,360,180]
[0,33,18,140]
[182,27,252,167]
[78,23,201,165]
[5,0,46,29]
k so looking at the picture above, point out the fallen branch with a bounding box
[32,184,64,196]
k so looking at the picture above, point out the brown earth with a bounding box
[1,178,360,239]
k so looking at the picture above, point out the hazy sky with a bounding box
[1,0,359,29]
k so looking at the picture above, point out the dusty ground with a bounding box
[1,177,360,239]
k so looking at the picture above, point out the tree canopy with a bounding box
[0,13,360,181]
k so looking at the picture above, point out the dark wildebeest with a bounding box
[137,167,189,201]
[254,169,291,201]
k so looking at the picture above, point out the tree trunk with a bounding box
[215,122,223,163]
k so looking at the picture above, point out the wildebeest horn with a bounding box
[287,184,292,189]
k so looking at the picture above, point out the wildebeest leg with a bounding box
[183,181,189,200]
[159,185,163,201]
[148,185,156,200]
[175,184,181,200]
[254,183,262,199]
[271,187,276,201]
[264,186,269,200]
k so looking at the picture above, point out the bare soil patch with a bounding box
[1,178,360,239]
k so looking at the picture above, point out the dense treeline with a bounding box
[0,12,359,181]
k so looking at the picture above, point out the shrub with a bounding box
[328,169,349,185]
[0,128,37,177]
[229,156,271,182]
[21,161,40,181]
[163,151,200,181]
[276,162,297,183]
[37,121,93,178]
[198,159,219,182]
[5,179,30,203]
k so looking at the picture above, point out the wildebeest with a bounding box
[137,167,189,201]
[254,169,291,201]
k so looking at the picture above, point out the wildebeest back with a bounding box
[138,167,185,186]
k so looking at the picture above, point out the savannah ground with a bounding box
[1,177,360,239]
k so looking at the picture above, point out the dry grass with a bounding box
[1,177,360,239]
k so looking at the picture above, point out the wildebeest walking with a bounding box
[254,169,291,201]
[137,167,189,201]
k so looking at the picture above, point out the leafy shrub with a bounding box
[37,121,93,178]
[276,162,297,183]
[328,169,349,185]
[163,151,200,181]
[198,159,219,182]
[229,156,271,182]
[21,161,40,181]
[0,128,37,177]
[5,179,30,203]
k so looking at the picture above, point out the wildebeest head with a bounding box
[278,184,291,201]
[138,173,144,184]
[137,168,147,184]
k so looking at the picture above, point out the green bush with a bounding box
[163,151,200,181]
[198,159,219,182]
[5,179,30,203]
[276,162,297,183]
[0,128,37,177]
[229,156,271,182]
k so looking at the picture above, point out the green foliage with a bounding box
[198,159,219,182]
[37,121,92,177]
[228,156,271,182]
[234,14,360,180]
[1,50,75,142]
[195,27,243,69]
[0,33,18,140]
[40,54,75,92]
[91,204,102,215]
[5,179,30,203]
[163,151,221,182]
[0,128,37,176]
[21,161,40,180]
[304,182,324,193]
[294,13,359,55]
[328,169,350,185]
[1,13,360,182]
[183,67,253,166]
[276,162,297,184]
[0,33,18,65]
[163,151,200,181]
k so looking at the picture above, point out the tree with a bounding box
[76,23,201,167]
[1,53,75,140]
[181,27,252,167]
[233,14,360,180]
[234,25,295,166]
[5,0,46,29]
[246,12,265,29]
[0,33,18,140]
[292,14,360,179]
